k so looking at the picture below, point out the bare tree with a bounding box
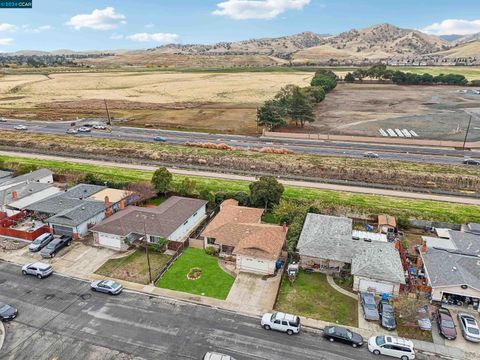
[127,182,157,205]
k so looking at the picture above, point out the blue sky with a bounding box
[0,0,479,51]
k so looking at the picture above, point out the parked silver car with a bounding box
[21,262,53,279]
[458,313,480,342]
[203,352,236,360]
[360,292,379,321]
[28,233,54,252]
[91,280,123,295]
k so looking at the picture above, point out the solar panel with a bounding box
[410,130,419,137]
[379,129,388,137]
[402,129,412,137]
[394,129,404,137]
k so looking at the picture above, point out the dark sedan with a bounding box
[436,307,457,340]
[323,326,364,348]
[360,292,379,321]
[40,235,72,258]
[0,302,18,322]
[378,300,396,330]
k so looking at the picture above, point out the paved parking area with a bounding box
[226,272,282,313]
[357,299,398,335]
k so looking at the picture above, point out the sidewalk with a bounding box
[326,275,357,300]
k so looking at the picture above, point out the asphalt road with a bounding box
[0,261,376,360]
[1,118,478,166]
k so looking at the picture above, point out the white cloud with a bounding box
[0,38,13,46]
[126,32,179,43]
[422,19,480,35]
[212,0,310,20]
[0,23,18,32]
[66,7,126,30]
[23,25,53,33]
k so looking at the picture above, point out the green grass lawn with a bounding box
[275,271,358,327]
[1,154,479,224]
[396,319,433,343]
[156,248,234,299]
[95,249,171,285]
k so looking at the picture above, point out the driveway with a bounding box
[440,307,480,355]
[226,272,282,314]
[357,299,398,335]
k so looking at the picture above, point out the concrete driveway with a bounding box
[357,298,398,335]
[226,272,282,314]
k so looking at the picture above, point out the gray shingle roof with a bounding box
[422,248,480,290]
[0,168,52,187]
[63,184,105,199]
[91,196,207,238]
[297,213,353,263]
[0,182,54,206]
[448,230,480,256]
[47,201,105,227]
[465,223,480,235]
[352,244,406,284]
[0,170,12,182]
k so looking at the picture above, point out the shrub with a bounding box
[205,246,216,256]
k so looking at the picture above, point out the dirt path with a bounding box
[1,150,479,205]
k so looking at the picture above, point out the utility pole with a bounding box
[104,99,111,126]
[463,114,473,150]
[138,214,152,284]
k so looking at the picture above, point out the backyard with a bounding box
[275,271,358,327]
[95,248,171,285]
[156,247,235,299]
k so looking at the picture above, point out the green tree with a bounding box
[352,68,368,82]
[310,74,337,92]
[199,189,215,208]
[249,176,284,210]
[256,100,286,130]
[178,177,196,196]
[302,86,325,103]
[314,69,338,80]
[149,237,169,253]
[286,86,315,127]
[151,167,172,196]
[367,64,388,79]
[344,72,355,82]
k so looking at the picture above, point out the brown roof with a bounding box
[378,214,396,227]
[201,200,264,238]
[91,196,207,237]
[233,224,286,260]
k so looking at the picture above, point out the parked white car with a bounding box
[14,125,28,131]
[368,335,415,360]
[93,124,107,130]
[261,312,300,335]
[458,313,480,342]
[203,352,236,360]
[78,127,91,133]
[91,280,123,295]
[21,262,54,279]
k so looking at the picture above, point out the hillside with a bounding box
[456,33,480,44]
[432,40,480,58]
[293,24,449,63]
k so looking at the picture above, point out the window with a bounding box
[183,220,188,226]
[207,237,215,245]
[193,212,198,216]
[274,320,281,325]
[282,321,288,326]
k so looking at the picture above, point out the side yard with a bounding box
[156,248,235,300]
[275,271,358,327]
[95,248,171,285]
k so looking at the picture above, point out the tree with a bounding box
[151,167,172,196]
[126,182,157,205]
[249,176,284,210]
[286,86,315,127]
[310,74,337,92]
[352,68,368,82]
[178,177,196,196]
[199,189,215,208]
[256,100,286,130]
[344,72,355,83]
[314,69,338,80]
[302,86,325,103]
[394,294,428,326]
[367,64,387,79]
[149,237,169,253]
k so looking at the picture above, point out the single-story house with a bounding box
[91,196,207,251]
[297,213,405,295]
[378,214,397,234]
[420,229,480,311]
[201,199,286,275]
[26,184,130,238]
[0,168,53,191]
[1,182,61,216]
[462,223,480,236]
[0,170,11,183]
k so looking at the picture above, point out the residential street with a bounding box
[0,261,376,360]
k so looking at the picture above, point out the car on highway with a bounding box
[40,235,72,258]
[28,232,54,252]
[66,128,78,134]
[368,335,415,360]
[0,117,6,122]
[78,127,91,133]
[261,312,300,335]
[203,352,236,360]
[21,262,53,279]
[378,300,396,330]
[153,136,166,142]
[14,125,28,131]
[323,326,364,348]
[436,307,457,340]
[363,151,379,158]
[463,158,480,165]
[360,292,379,321]
[0,302,18,322]
[91,280,123,295]
[93,124,107,130]
[457,313,480,342]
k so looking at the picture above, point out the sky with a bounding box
[0,0,479,52]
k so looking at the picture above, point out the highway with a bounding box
[0,261,375,360]
[1,118,479,166]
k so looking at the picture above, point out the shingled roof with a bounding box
[352,244,405,284]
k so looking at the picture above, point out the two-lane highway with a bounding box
[0,261,373,360]
[0,118,478,165]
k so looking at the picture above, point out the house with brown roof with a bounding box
[91,196,207,251]
[201,200,286,275]
[378,214,397,234]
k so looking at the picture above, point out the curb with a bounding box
[0,320,5,352]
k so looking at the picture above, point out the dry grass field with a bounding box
[0,71,313,134]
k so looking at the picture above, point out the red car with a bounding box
[436,307,457,340]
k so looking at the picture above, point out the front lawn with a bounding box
[397,319,433,342]
[95,248,171,285]
[156,247,234,299]
[276,271,358,327]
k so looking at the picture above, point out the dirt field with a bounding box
[308,83,480,141]
[0,71,313,134]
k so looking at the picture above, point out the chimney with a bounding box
[282,222,287,233]
[421,239,427,254]
[11,191,18,200]
[119,200,125,209]
[104,196,113,217]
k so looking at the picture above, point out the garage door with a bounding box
[358,279,394,295]
[52,225,73,236]
[99,233,121,250]
[239,257,271,274]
